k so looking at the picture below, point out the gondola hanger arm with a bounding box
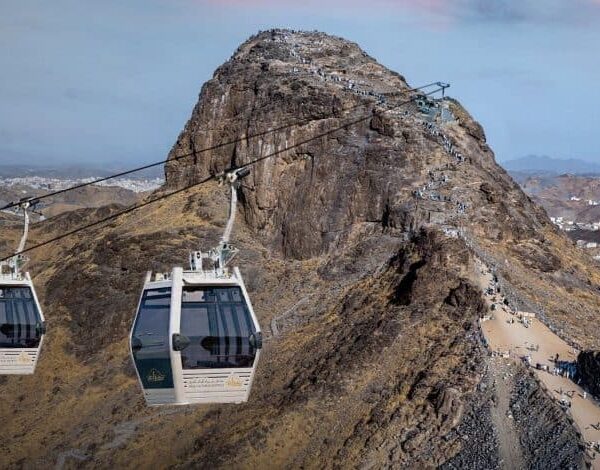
[221,167,250,245]
[189,168,251,275]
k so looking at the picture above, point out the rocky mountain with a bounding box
[0,184,143,219]
[2,30,599,469]
[511,172,600,224]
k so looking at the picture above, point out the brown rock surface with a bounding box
[578,350,600,397]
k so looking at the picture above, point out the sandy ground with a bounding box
[476,259,600,468]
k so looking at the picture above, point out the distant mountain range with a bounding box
[502,155,600,175]
[0,163,163,179]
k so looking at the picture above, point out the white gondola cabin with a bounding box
[131,266,262,406]
[130,168,262,405]
[0,201,46,374]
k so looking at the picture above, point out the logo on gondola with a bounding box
[147,369,166,383]
[17,352,30,365]
[224,374,243,389]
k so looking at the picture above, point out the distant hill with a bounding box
[502,155,600,175]
[0,163,163,179]
[0,166,163,219]
[511,173,600,224]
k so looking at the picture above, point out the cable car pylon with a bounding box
[130,168,262,405]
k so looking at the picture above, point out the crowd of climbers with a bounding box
[481,263,591,417]
[239,30,469,226]
[283,30,390,102]
[413,115,471,222]
[233,29,477,244]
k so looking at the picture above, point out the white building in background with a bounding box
[0,176,164,193]
[570,196,581,201]
[588,200,599,206]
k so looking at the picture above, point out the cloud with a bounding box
[454,0,600,25]
[194,0,600,26]
[389,0,600,26]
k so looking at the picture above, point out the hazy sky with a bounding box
[1,0,599,168]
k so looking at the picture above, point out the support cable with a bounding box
[0,86,444,263]
[0,82,442,211]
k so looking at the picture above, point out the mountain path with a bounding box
[488,359,525,469]
[477,257,600,468]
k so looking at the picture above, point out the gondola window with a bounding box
[0,287,42,348]
[180,287,256,369]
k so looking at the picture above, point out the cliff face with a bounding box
[0,30,598,469]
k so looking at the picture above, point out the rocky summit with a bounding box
[1,29,599,469]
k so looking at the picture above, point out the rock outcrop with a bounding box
[577,350,600,397]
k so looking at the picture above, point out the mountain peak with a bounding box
[232,28,373,62]
[164,29,535,260]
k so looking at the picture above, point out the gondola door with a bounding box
[131,278,176,405]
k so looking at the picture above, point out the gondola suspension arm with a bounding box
[2,199,34,279]
[189,168,251,276]
[16,202,30,258]
[221,167,250,245]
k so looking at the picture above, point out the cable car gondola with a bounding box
[0,201,46,374]
[130,169,262,405]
